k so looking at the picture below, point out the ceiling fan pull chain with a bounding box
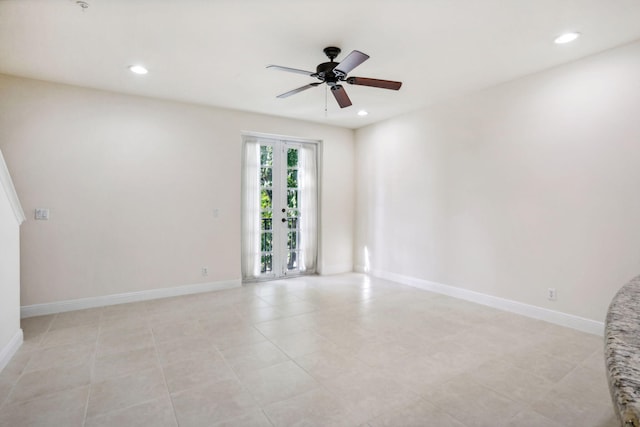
[324,85,328,117]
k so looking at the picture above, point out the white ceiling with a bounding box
[2,0,640,129]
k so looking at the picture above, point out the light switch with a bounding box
[213,208,220,218]
[35,208,50,220]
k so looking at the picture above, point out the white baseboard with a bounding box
[367,269,605,336]
[21,279,242,318]
[320,263,354,276]
[0,329,23,373]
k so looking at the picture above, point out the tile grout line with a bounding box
[148,313,181,427]
[255,311,377,425]
[0,313,58,412]
[82,309,104,427]
[84,309,177,421]
[216,322,278,426]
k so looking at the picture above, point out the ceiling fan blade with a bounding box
[346,77,402,90]
[276,83,321,99]
[267,65,315,76]
[331,85,352,108]
[334,50,369,77]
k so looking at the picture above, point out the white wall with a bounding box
[355,40,640,323]
[0,75,354,307]
[0,149,24,371]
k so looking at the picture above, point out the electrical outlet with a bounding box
[201,267,208,277]
[547,288,557,301]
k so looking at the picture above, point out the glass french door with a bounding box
[259,141,302,277]
[242,136,317,280]
[242,135,319,281]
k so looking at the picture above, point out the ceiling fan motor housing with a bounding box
[315,61,340,86]
[315,46,343,86]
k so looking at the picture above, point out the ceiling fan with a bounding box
[267,47,402,108]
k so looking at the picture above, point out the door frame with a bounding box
[240,131,322,282]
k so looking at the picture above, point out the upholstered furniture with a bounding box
[605,275,640,426]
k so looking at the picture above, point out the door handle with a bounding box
[281,218,286,223]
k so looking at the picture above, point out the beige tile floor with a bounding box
[0,274,618,427]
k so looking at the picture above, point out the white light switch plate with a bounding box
[34,208,50,220]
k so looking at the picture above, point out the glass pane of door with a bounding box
[285,147,300,272]
[259,144,274,275]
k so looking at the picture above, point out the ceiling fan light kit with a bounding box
[268,46,402,109]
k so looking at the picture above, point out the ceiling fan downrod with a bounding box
[323,47,341,61]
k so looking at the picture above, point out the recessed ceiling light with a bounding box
[554,32,580,44]
[357,110,368,117]
[128,65,148,75]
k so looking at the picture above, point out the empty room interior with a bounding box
[1,1,640,426]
